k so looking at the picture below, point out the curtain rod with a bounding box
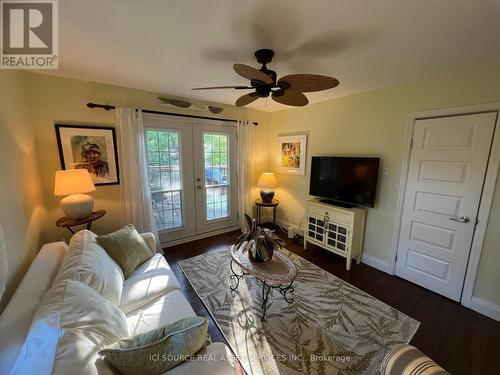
[86,103,258,126]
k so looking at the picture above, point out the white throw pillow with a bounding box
[54,230,124,305]
[31,280,128,375]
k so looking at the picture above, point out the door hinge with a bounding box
[410,138,414,150]
[395,254,398,263]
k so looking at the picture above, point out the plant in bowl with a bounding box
[234,214,285,263]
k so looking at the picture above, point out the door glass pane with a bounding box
[203,133,229,221]
[146,129,183,230]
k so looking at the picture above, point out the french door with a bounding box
[143,114,238,244]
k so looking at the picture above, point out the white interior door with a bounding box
[193,124,238,234]
[144,115,238,243]
[396,112,496,301]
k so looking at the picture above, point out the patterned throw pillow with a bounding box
[99,317,209,375]
[97,224,154,279]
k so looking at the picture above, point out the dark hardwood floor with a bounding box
[164,228,500,375]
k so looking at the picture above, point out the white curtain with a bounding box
[115,108,159,249]
[237,121,254,231]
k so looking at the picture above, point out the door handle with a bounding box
[449,216,470,223]
[196,186,202,190]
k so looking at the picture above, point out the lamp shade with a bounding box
[257,172,279,188]
[54,169,96,196]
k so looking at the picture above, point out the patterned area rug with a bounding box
[179,248,419,375]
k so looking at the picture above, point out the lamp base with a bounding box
[260,190,275,203]
[60,194,94,219]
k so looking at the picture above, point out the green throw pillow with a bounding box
[96,224,154,279]
[99,317,209,375]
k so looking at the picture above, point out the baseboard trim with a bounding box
[361,254,391,273]
[469,297,500,322]
[162,225,240,248]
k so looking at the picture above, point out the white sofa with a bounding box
[0,230,236,375]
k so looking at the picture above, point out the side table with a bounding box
[55,210,106,234]
[255,198,279,225]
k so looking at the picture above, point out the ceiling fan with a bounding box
[192,49,339,107]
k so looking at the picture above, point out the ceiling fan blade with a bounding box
[233,64,273,84]
[278,74,339,92]
[272,90,309,106]
[235,93,259,107]
[192,85,253,90]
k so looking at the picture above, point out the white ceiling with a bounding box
[47,0,500,111]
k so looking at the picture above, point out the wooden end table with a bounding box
[229,246,297,321]
[255,198,279,225]
[55,210,106,234]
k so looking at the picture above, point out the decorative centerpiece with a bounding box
[234,214,285,263]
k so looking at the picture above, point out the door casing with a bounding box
[390,103,500,309]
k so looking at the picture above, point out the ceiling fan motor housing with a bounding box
[255,49,274,65]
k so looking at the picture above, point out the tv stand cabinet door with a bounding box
[305,214,327,247]
[325,221,350,254]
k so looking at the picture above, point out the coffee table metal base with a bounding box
[230,259,295,321]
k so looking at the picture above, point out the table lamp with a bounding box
[257,172,279,203]
[54,169,96,219]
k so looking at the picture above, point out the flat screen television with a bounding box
[309,156,380,208]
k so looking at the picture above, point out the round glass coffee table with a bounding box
[229,246,298,321]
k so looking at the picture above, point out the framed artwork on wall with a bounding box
[55,124,120,185]
[277,133,307,175]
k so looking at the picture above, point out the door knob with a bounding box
[449,216,470,223]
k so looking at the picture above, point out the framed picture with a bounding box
[277,133,307,175]
[55,124,120,185]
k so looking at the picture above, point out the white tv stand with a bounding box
[304,199,367,270]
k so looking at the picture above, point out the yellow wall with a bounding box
[0,71,46,312]
[263,62,500,306]
[26,72,270,243]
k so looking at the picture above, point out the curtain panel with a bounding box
[115,108,159,250]
[237,121,254,231]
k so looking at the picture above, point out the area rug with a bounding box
[179,248,420,375]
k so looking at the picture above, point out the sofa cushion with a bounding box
[97,224,154,279]
[0,241,66,375]
[54,230,124,305]
[99,317,209,375]
[140,232,158,253]
[120,254,181,313]
[126,290,196,336]
[34,280,128,375]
